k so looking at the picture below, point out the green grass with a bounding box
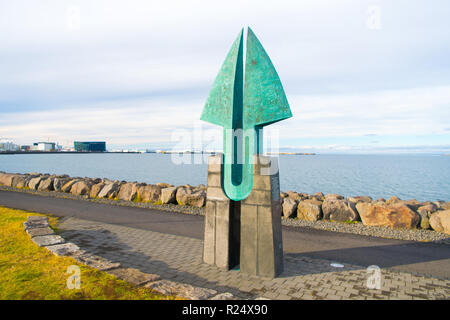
[0,206,176,300]
[342,220,360,224]
[329,219,360,224]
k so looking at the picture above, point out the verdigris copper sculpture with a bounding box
[202,27,292,278]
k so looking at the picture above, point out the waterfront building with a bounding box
[33,142,56,151]
[0,139,19,152]
[74,141,106,152]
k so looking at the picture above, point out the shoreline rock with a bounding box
[322,199,359,222]
[356,202,420,229]
[429,210,450,234]
[297,199,322,222]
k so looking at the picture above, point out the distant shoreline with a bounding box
[0,151,140,155]
[0,151,316,155]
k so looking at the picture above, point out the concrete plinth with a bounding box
[240,155,284,278]
[203,154,240,270]
[202,154,284,277]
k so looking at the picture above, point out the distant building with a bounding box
[0,139,19,152]
[74,141,106,152]
[20,145,31,151]
[33,142,56,151]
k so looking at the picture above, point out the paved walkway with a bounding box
[59,217,449,300]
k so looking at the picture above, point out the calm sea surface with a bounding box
[1,153,449,202]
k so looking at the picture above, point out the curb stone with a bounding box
[75,253,121,271]
[23,215,234,300]
[26,226,54,238]
[144,280,218,300]
[32,234,65,247]
[106,268,161,286]
[46,243,84,257]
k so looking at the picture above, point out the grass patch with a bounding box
[0,206,174,300]
[342,220,360,224]
[133,192,142,203]
[329,219,360,224]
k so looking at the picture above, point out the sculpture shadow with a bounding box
[282,240,450,280]
[59,222,450,299]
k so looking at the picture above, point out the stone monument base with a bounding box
[202,154,284,278]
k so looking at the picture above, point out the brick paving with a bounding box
[58,217,450,300]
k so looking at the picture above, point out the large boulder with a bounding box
[156,182,173,189]
[61,180,79,193]
[176,187,206,207]
[161,186,178,204]
[195,184,206,191]
[91,178,102,184]
[285,191,305,202]
[28,176,44,190]
[417,203,438,215]
[0,173,16,186]
[97,183,120,199]
[53,177,71,192]
[416,204,438,229]
[417,211,431,230]
[90,182,105,198]
[325,194,344,200]
[429,210,450,234]
[297,199,323,222]
[11,175,28,188]
[347,196,372,204]
[117,183,138,201]
[282,198,298,218]
[37,177,54,191]
[322,199,359,222]
[440,202,450,210]
[137,184,162,203]
[70,180,91,196]
[356,202,420,229]
[400,199,421,211]
[386,196,401,205]
[312,192,325,201]
[385,197,420,210]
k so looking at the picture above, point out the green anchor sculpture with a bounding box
[201,27,292,201]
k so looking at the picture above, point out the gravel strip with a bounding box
[282,217,450,244]
[2,185,449,244]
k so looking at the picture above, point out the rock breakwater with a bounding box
[1,171,449,235]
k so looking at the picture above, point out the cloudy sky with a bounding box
[1,0,449,153]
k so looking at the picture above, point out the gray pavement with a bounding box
[59,217,450,300]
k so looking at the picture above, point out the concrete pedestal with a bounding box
[203,154,240,270]
[202,154,284,278]
[240,155,284,278]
